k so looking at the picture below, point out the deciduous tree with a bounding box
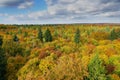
[88,54,106,80]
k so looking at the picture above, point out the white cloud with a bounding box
[28,0,119,20]
[2,0,120,23]
[97,11,120,17]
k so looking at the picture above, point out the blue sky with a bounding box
[0,0,120,24]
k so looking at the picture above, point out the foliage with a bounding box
[39,54,56,75]
[0,46,7,80]
[2,40,24,57]
[17,58,40,80]
[90,32,109,40]
[109,29,117,40]
[74,28,80,44]
[38,28,43,42]
[23,32,28,37]
[13,34,19,42]
[88,54,107,80]
[0,24,120,80]
[6,56,26,80]
[44,54,88,80]
[44,28,53,42]
[109,29,120,40]
[0,35,3,46]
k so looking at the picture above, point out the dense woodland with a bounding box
[0,24,120,80]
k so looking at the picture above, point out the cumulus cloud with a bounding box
[45,0,120,17]
[0,0,33,9]
[3,0,120,23]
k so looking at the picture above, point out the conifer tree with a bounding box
[109,29,117,40]
[44,28,52,42]
[38,28,43,42]
[13,34,19,42]
[74,28,80,44]
[0,36,3,46]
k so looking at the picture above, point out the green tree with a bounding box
[38,28,43,42]
[44,28,52,42]
[18,28,22,34]
[0,36,7,80]
[74,28,80,44]
[117,29,120,38]
[109,29,117,40]
[88,54,106,80]
[54,30,58,37]
[0,36,3,46]
[23,32,28,37]
[13,34,19,42]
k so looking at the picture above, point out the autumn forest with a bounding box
[0,24,120,80]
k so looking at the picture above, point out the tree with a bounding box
[117,29,120,38]
[38,28,43,42]
[74,28,80,44]
[0,35,3,46]
[18,28,22,34]
[44,28,52,42]
[88,54,106,80]
[2,40,24,57]
[44,55,87,80]
[23,32,28,37]
[109,29,117,40]
[13,34,19,42]
[0,36,7,80]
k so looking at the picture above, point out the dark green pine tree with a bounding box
[74,28,80,44]
[0,36,7,80]
[44,28,52,42]
[109,29,117,40]
[38,28,43,42]
[13,34,19,42]
[0,36,3,46]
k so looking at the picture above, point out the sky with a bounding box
[0,0,120,24]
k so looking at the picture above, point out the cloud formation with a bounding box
[0,0,33,9]
[45,0,120,17]
[1,0,120,23]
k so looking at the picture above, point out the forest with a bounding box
[0,24,120,80]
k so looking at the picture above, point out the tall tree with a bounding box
[109,29,117,40]
[38,28,43,42]
[74,28,80,44]
[44,28,52,42]
[0,36,7,80]
[0,36,3,46]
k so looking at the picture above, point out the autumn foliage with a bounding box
[0,24,120,80]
